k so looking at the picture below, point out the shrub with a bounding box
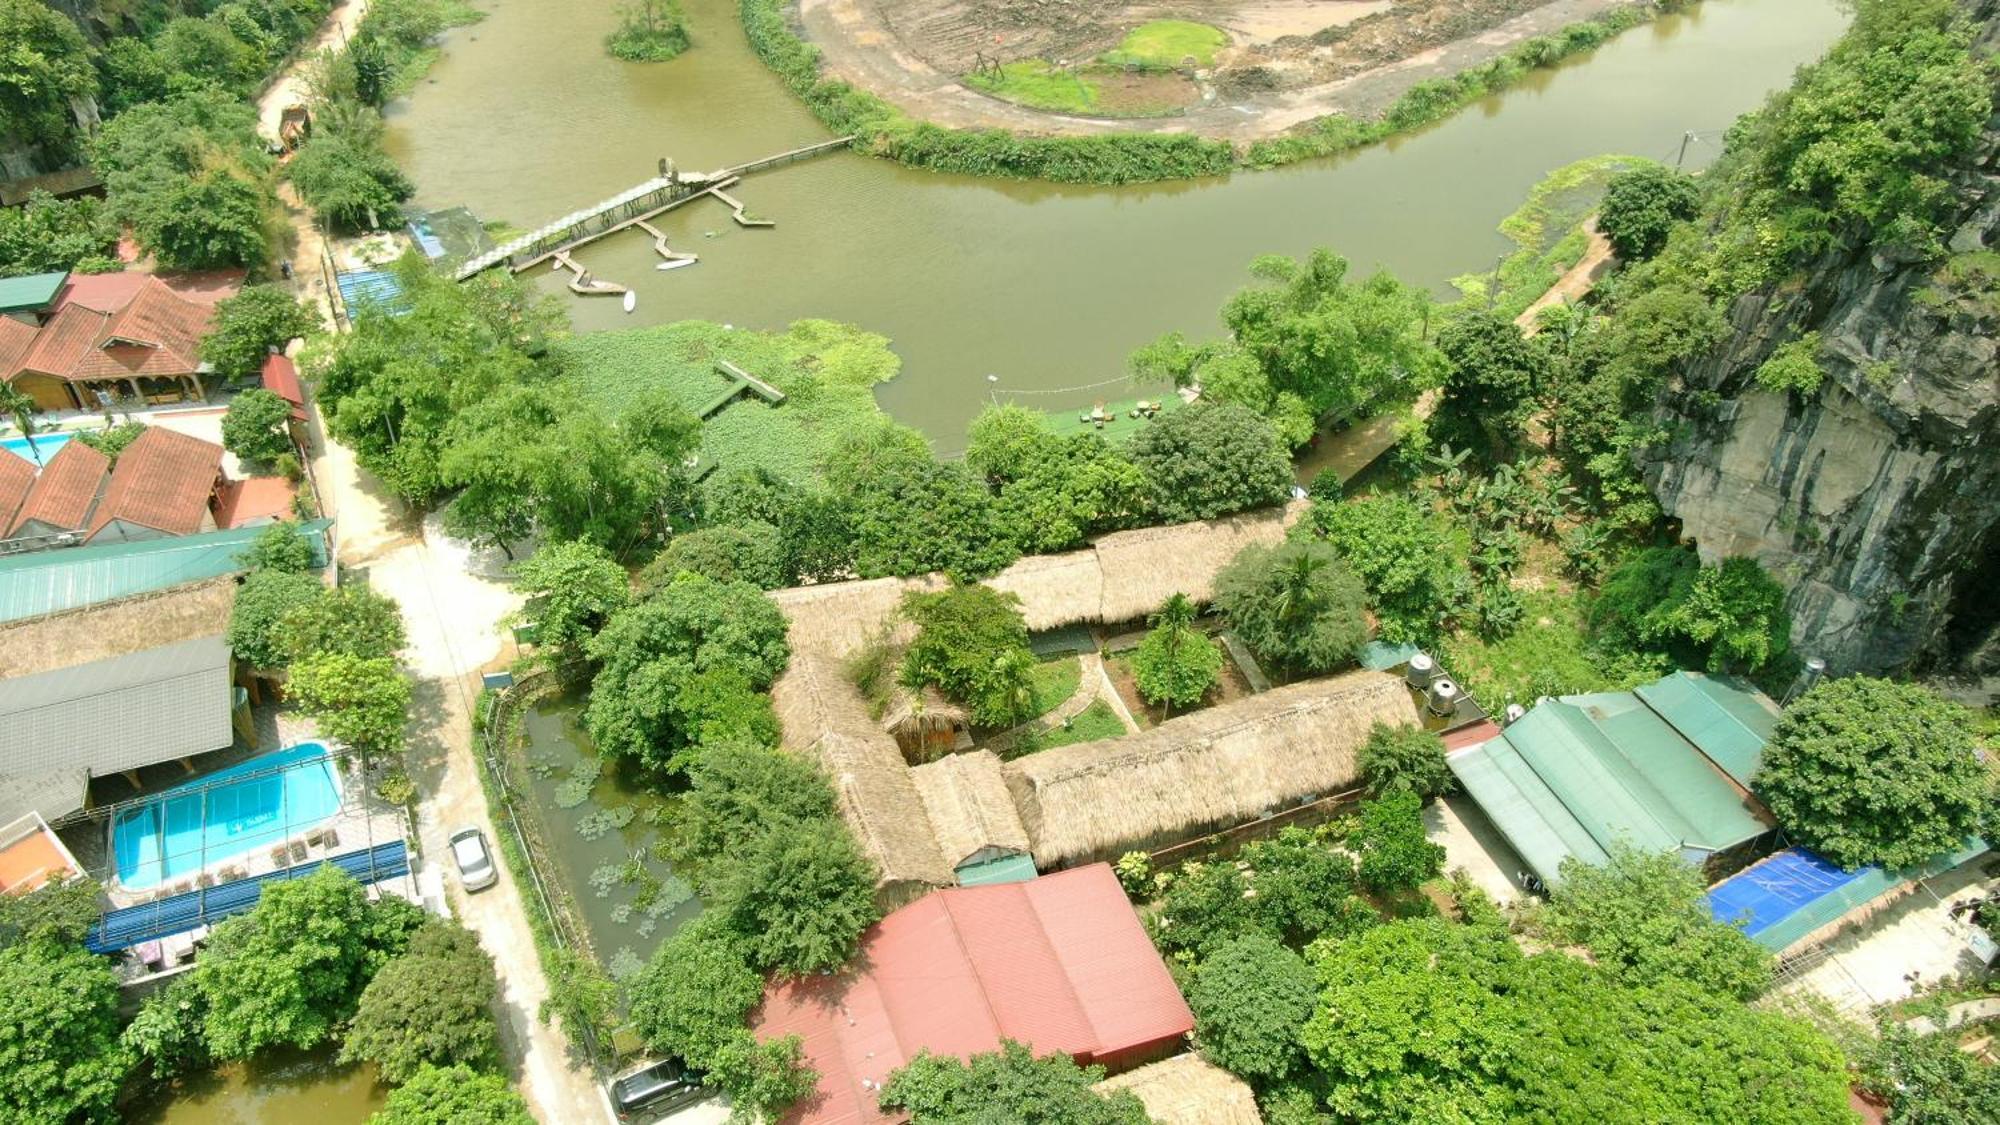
[1131,593,1224,711]
[371,1064,534,1125]
[1188,935,1316,1086]
[1358,723,1451,799]
[882,1041,1149,1123]
[899,585,1038,727]
[643,522,786,590]
[0,939,128,1122]
[1597,164,1701,261]
[1753,332,1826,395]
[607,0,690,61]
[1213,539,1371,675]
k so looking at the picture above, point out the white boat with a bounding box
[622,291,637,313]
[656,259,696,272]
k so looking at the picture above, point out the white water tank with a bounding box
[1505,703,1526,724]
[1427,677,1460,717]
[1405,652,1437,690]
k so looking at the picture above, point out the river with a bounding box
[385,0,1847,448]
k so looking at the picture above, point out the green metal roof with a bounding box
[0,271,67,312]
[1447,671,1777,886]
[0,520,330,621]
[954,852,1038,887]
[1635,671,1777,788]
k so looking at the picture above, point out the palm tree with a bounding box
[0,384,44,466]
[1147,592,1202,719]
[1271,550,1328,629]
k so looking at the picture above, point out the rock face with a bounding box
[1640,83,2000,676]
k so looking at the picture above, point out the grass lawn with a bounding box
[1440,586,1667,713]
[559,318,899,484]
[1026,656,1083,719]
[1030,393,1182,444]
[1101,20,1229,69]
[966,60,1101,113]
[1023,699,1127,754]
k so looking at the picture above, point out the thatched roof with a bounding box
[768,574,936,662]
[1092,504,1297,625]
[1003,670,1419,869]
[985,548,1103,631]
[0,576,236,679]
[772,650,951,903]
[910,750,1031,870]
[1095,1053,1262,1125]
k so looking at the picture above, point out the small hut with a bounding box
[910,750,1033,885]
[1095,1053,1263,1125]
[880,683,968,764]
[1002,670,1419,869]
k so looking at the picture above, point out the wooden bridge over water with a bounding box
[453,136,855,283]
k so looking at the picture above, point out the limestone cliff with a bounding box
[1640,21,2000,676]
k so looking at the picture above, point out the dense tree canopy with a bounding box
[1353,791,1445,895]
[643,522,787,590]
[882,1041,1150,1125]
[966,405,1148,553]
[900,584,1039,727]
[92,89,276,269]
[1187,935,1317,1087]
[222,389,298,468]
[1432,311,1552,457]
[628,915,764,1069]
[1357,722,1451,799]
[584,573,789,772]
[0,938,128,1124]
[201,285,318,381]
[1127,401,1293,524]
[513,540,632,665]
[1755,677,1987,869]
[705,817,880,975]
[1308,492,1464,644]
[1865,1023,2000,1124]
[288,651,411,767]
[1296,916,1852,1123]
[341,920,501,1083]
[1596,164,1701,261]
[228,568,328,670]
[275,585,407,664]
[0,0,97,158]
[669,738,838,870]
[1150,828,1372,959]
[0,191,118,276]
[372,1064,535,1125]
[826,424,1022,581]
[1547,844,1772,1000]
[1589,547,1792,673]
[1213,539,1371,675]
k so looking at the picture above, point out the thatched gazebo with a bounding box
[1095,1053,1263,1125]
[1002,670,1420,869]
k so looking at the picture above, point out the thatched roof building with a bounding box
[768,575,936,662]
[909,751,1030,871]
[1095,1053,1263,1125]
[1092,506,1297,625]
[880,683,967,764]
[771,650,951,904]
[1003,670,1419,869]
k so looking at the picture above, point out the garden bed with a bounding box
[1103,644,1256,729]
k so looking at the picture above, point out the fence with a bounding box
[1144,786,1367,870]
[476,667,611,1071]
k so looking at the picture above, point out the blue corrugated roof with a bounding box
[86,840,409,953]
[0,520,330,621]
[336,270,409,317]
[1708,841,1989,952]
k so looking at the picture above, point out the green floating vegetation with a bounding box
[1101,20,1229,70]
[559,318,899,484]
[1449,153,1654,320]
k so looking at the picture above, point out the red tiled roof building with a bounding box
[86,427,224,542]
[753,864,1194,1125]
[1,276,218,413]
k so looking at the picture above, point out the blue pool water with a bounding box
[112,742,343,890]
[2,432,72,465]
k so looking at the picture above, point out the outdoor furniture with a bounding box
[271,845,290,868]
[289,840,309,864]
[321,826,339,849]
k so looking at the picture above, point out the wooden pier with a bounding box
[453,136,854,281]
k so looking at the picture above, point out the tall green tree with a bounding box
[1432,311,1552,458]
[882,1041,1150,1125]
[228,568,327,671]
[0,191,117,276]
[1127,401,1292,524]
[1131,592,1224,713]
[0,0,97,159]
[1187,935,1317,1087]
[899,585,1038,727]
[669,738,840,868]
[92,89,276,269]
[222,388,297,468]
[288,652,411,768]
[826,423,1021,581]
[706,817,879,975]
[341,920,501,1083]
[1353,791,1445,895]
[1308,492,1466,645]
[371,1064,535,1125]
[1755,677,1987,870]
[0,939,128,1124]
[1213,539,1371,675]
[200,285,317,380]
[275,585,407,663]
[1547,844,1772,1000]
[1357,722,1451,799]
[511,540,631,665]
[1596,164,1701,261]
[289,130,415,231]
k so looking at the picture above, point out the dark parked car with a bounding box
[612,1057,710,1121]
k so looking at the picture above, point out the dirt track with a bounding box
[798,0,1640,141]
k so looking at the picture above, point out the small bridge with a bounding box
[453,136,855,281]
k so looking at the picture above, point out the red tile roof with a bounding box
[86,427,223,538]
[55,272,149,314]
[261,353,306,421]
[212,475,297,529]
[7,276,213,384]
[0,454,33,531]
[754,864,1193,1125]
[8,440,108,535]
[0,318,36,374]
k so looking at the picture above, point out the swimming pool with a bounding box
[112,743,343,890]
[2,432,72,465]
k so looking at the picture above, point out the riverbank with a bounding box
[748,0,1671,182]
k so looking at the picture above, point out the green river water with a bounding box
[384,0,1848,450]
[144,1,1850,1118]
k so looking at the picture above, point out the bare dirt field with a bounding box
[797,0,1640,141]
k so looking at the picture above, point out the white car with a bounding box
[449,826,498,892]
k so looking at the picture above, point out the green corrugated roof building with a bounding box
[0,519,331,622]
[1448,671,1778,886]
[0,271,67,314]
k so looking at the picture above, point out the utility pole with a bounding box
[1674,130,1695,171]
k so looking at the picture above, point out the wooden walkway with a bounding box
[453,136,854,281]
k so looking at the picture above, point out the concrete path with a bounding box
[1425,794,1530,908]
[1775,863,1998,1015]
[1904,998,2000,1037]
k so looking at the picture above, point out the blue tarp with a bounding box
[86,840,409,953]
[335,270,409,318]
[1706,848,1864,940]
